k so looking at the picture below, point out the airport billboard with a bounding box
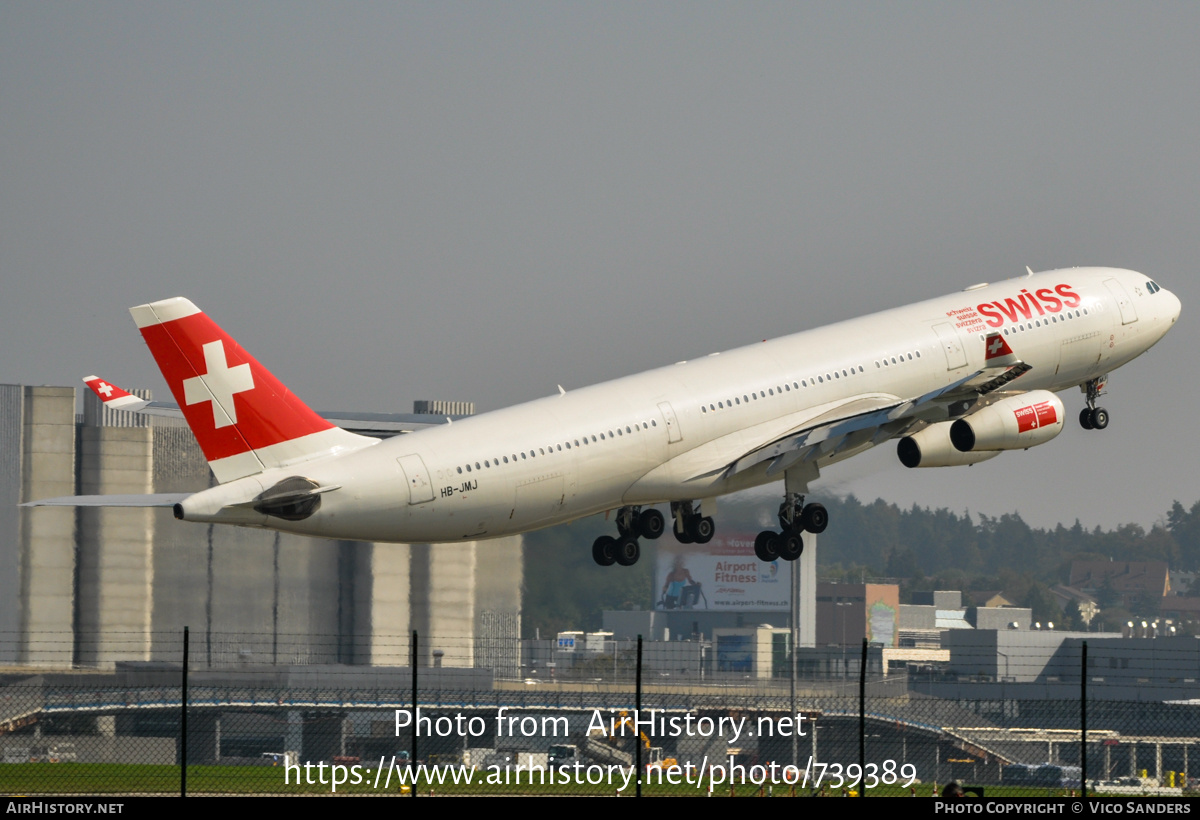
[654,532,789,612]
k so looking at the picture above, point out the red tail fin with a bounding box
[130,298,373,482]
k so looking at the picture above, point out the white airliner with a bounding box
[30,267,1180,567]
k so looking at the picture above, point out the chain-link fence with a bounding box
[1,631,1197,796]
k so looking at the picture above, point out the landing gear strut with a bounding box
[591,505,665,567]
[670,500,714,545]
[1079,376,1109,431]
[754,492,827,563]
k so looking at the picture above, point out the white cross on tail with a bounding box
[182,340,254,428]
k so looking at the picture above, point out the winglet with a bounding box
[983,332,1019,367]
[83,375,149,413]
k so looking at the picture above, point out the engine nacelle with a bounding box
[949,390,1065,452]
[898,422,1003,468]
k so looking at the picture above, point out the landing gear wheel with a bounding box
[675,526,694,544]
[615,537,640,566]
[754,530,780,562]
[1090,407,1109,430]
[780,532,803,561]
[592,535,617,567]
[1079,407,1094,430]
[638,508,665,540]
[800,503,828,534]
[689,516,715,544]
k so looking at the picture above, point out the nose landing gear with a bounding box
[1079,377,1109,430]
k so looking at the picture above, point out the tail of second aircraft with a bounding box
[130,297,375,483]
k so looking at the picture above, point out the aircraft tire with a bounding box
[800,503,829,534]
[755,530,780,562]
[780,532,803,561]
[592,535,617,567]
[691,516,715,544]
[615,537,640,566]
[1090,407,1109,430]
[638,509,665,540]
[1079,408,1094,430]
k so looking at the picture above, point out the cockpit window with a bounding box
[1147,280,1161,294]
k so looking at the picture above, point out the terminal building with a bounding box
[0,383,522,672]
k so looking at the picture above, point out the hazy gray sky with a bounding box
[2,4,1195,531]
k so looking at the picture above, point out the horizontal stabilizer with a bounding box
[82,376,455,439]
[22,494,191,508]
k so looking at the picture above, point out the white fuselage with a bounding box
[190,267,1179,543]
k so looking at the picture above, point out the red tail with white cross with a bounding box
[129,297,371,483]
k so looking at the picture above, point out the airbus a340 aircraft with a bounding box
[30,267,1179,568]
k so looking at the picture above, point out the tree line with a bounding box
[521,495,1200,638]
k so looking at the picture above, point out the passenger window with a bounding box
[457,467,463,474]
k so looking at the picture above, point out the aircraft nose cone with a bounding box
[1165,289,1182,323]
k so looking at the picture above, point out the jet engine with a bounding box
[949,390,1065,452]
[897,422,1003,468]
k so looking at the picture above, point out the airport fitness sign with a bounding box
[655,534,790,611]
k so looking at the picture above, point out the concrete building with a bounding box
[1,383,522,673]
[816,581,899,647]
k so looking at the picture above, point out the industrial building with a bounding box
[0,383,522,672]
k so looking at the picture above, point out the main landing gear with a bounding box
[592,505,665,567]
[1079,376,1110,431]
[754,493,827,563]
[670,500,715,546]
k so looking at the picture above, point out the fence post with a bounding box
[859,637,867,797]
[411,630,418,797]
[181,625,189,798]
[1082,640,1088,798]
[636,634,643,798]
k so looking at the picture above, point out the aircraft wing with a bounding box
[83,375,455,438]
[721,332,1031,480]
